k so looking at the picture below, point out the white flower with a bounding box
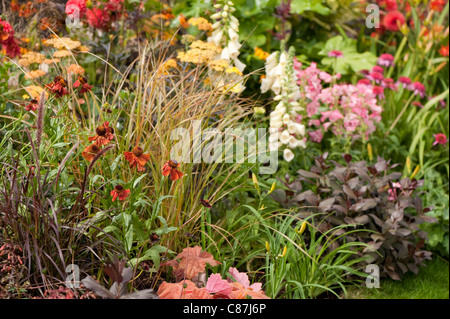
[297,139,306,148]
[282,113,290,125]
[208,29,223,46]
[296,123,305,136]
[288,136,300,149]
[279,130,291,144]
[269,142,280,152]
[283,148,295,162]
[269,132,279,143]
[228,28,239,42]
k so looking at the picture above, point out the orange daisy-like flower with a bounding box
[162,160,183,181]
[82,143,101,162]
[123,146,150,172]
[89,121,114,146]
[110,185,131,202]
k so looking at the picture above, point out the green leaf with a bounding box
[290,0,330,15]
[133,173,147,188]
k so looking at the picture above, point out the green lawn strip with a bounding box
[346,257,449,299]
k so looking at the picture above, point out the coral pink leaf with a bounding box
[206,273,232,296]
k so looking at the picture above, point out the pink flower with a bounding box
[328,50,343,58]
[65,0,87,18]
[372,85,385,99]
[308,129,323,143]
[397,76,411,89]
[306,101,319,117]
[343,115,360,132]
[372,65,384,73]
[368,71,384,83]
[377,53,395,67]
[433,133,448,146]
[358,79,371,85]
[408,81,426,98]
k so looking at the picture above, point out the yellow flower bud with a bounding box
[265,241,270,253]
[367,143,373,162]
[252,173,260,192]
[268,181,276,195]
[406,156,412,175]
[281,246,287,258]
[410,165,420,179]
[298,222,307,235]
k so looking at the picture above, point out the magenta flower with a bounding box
[308,129,323,143]
[397,76,412,89]
[328,50,343,58]
[372,65,384,73]
[408,81,426,98]
[433,133,448,146]
[377,53,395,67]
[358,79,371,85]
[368,71,384,83]
[372,85,385,99]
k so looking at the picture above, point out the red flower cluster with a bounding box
[65,0,87,18]
[84,0,125,31]
[0,18,21,58]
[46,76,69,98]
[74,76,93,94]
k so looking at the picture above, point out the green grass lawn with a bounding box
[346,256,449,299]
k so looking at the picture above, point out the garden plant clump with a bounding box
[0,0,448,301]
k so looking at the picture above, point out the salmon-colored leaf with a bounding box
[157,280,211,299]
[176,246,221,279]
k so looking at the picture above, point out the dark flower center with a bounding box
[168,160,178,168]
[114,185,124,192]
[96,125,107,136]
[133,146,144,157]
[91,145,100,153]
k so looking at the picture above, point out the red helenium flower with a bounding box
[82,143,101,162]
[46,76,69,98]
[123,146,150,172]
[73,76,93,94]
[110,184,130,202]
[162,160,183,181]
[89,121,114,146]
[25,99,38,111]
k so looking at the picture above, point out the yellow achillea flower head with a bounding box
[53,50,71,58]
[188,17,213,31]
[25,69,47,79]
[67,64,85,75]
[43,37,81,50]
[225,66,242,76]
[18,51,46,67]
[208,59,229,71]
